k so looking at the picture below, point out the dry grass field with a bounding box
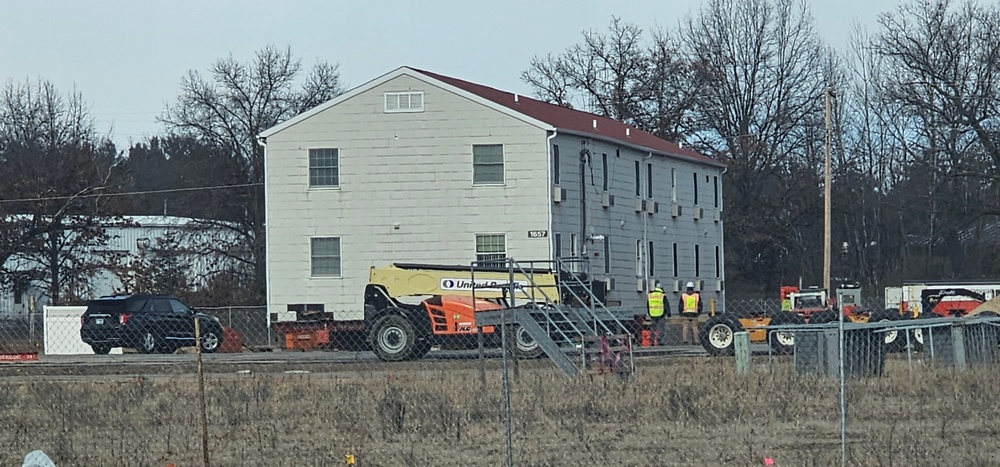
[0,356,997,466]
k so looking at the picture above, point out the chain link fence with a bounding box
[0,293,998,465]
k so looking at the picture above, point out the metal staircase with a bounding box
[472,257,634,377]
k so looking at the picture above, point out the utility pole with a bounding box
[823,87,834,294]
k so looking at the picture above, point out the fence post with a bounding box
[734,332,750,374]
[951,325,966,371]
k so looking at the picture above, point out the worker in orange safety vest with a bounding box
[679,282,702,345]
[646,283,670,346]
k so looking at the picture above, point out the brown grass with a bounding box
[0,356,998,466]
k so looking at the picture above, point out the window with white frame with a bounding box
[648,241,655,276]
[634,161,641,197]
[602,153,609,192]
[714,175,720,208]
[603,235,611,274]
[310,237,341,277]
[671,168,677,202]
[694,244,701,277]
[309,148,339,188]
[715,245,721,278]
[693,172,699,205]
[384,91,424,113]
[476,234,506,266]
[646,163,653,199]
[635,239,643,277]
[473,144,505,185]
[672,242,678,277]
[553,145,560,185]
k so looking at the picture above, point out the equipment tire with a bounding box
[370,314,418,362]
[408,339,432,360]
[809,311,838,325]
[91,344,112,355]
[699,315,743,356]
[871,310,902,352]
[768,312,802,355]
[911,312,936,352]
[507,323,544,359]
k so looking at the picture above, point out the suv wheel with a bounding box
[200,328,222,353]
[138,331,159,354]
[91,344,112,355]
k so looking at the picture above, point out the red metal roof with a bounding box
[414,68,723,168]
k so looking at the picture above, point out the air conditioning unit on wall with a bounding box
[695,279,704,291]
[602,193,615,208]
[713,210,721,223]
[645,201,659,215]
[715,280,724,292]
[693,207,703,220]
[671,203,681,218]
[634,198,645,212]
[553,186,566,203]
[636,278,647,292]
[672,280,681,293]
[604,278,615,291]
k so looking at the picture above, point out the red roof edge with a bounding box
[411,67,724,168]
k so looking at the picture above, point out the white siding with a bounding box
[265,75,551,319]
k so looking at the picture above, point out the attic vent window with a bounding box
[384,91,424,113]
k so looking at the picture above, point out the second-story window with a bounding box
[309,148,339,188]
[473,144,504,185]
[646,163,653,199]
[634,161,641,197]
[693,172,699,205]
[553,144,560,185]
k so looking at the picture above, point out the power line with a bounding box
[0,182,262,204]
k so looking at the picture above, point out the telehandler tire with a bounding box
[370,313,418,362]
[506,324,544,359]
[700,315,743,356]
[910,312,936,352]
[809,311,837,324]
[768,312,802,355]
[871,310,903,352]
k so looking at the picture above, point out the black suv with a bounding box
[80,295,224,354]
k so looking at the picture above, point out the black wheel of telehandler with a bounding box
[809,311,837,325]
[408,339,433,360]
[911,312,936,352]
[871,309,903,352]
[369,313,418,362]
[768,312,802,355]
[699,315,743,356]
[506,323,544,359]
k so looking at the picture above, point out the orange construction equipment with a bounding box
[219,327,244,353]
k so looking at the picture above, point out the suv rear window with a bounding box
[87,301,127,314]
[87,297,152,314]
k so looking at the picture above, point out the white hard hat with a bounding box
[686,281,695,288]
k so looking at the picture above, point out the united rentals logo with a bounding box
[440,278,528,292]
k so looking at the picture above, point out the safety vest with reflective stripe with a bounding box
[681,292,700,315]
[647,291,665,318]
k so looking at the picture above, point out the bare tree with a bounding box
[870,0,1000,278]
[521,18,700,141]
[160,45,345,302]
[680,0,831,289]
[0,78,125,305]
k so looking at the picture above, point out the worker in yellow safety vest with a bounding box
[647,283,670,346]
[679,282,702,345]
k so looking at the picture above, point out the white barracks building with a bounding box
[260,66,726,322]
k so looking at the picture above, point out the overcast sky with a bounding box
[3,0,903,150]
